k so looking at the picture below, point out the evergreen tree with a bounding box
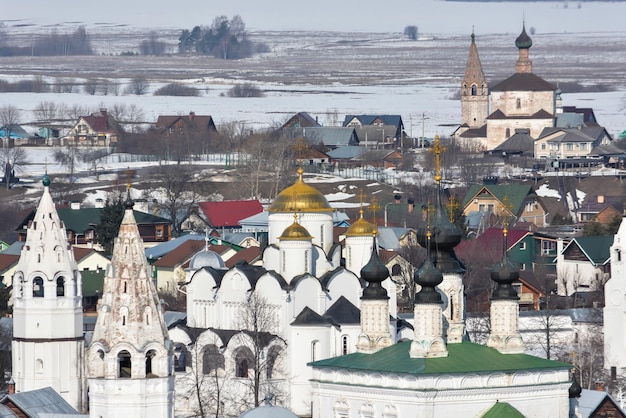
[95,195,125,255]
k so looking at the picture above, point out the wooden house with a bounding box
[154,112,219,154]
[64,108,123,146]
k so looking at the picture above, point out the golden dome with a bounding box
[269,168,333,213]
[345,209,375,237]
[279,221,312,241]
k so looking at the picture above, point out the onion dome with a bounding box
[569,373,582,399]
[346,208,375,237]
[490,253,520,300]
[42,173,50,187]
[360,242,389,300]
[189,249,225,270]
[515,24,533,49]
[269,167,332,213]
[124,186,134,209]
[416,201,465,274]
[414,256,443,305]
[278,219,312,241]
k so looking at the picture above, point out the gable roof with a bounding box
[461,183,536,215]
[490,72,556,92]
[291,306,333,326]
[563,236,613,265]
[326,146,365,160]
[281,112,322,129]
[301,127,359,147]
[342,115,404,128]
[225,246,261,268]
[153,239,206,268]
[492,128,534,155]
[578,389,625,418]
[1,387,80,417]
[481,401,526,418]
[79,109,122,134]
[197,200,263,228]
[323,296,360,324]
[155,113,217,136]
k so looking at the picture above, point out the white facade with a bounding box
[11,177,85,411]
[604,215,626,374]
[87,201,175,418]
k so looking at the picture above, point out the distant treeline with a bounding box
[445,0,626,1]
[0,26,92,57]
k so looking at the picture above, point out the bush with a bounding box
[227,83,264,98]
[153,83,200,97]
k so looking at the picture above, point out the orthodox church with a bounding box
[309,151,576,418]
[455,24,557,150]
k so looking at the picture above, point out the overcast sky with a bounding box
[4,0,626,35]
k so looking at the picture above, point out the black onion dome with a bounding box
[569,374,582,399]
[124,188,134,209]
[515,24,533,49]
[490,254,520,300]
[417,207,465,274]
[42,174,50,187]
[360,245,389,300]
[414,258,443,304]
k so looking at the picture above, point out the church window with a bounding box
[471,84,477,96]
[505,128,510,138]
[122,315,126,326]
[311,340,319,361]
[56,277,65,296]
[203,344,225,375]
[282,251,286,273]
[391,264,402,276]
[118,350,132,378]
[123,281,127,293]
[320,225,325,249]
[516,98,521,109]
[333,400,349,418]
[145,306,152,325]
[37,253,41,263]
[235,348,252,378]
[33,277,44,297]
[36,359,43,374]
[145,350,156,377]
[341,335,349,355]
[617,249,621,262]
[304,250,309,273]
[174,344,190,372]
[266,346,281,379]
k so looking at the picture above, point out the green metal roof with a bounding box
[81,269,105,297]
[309,341,570,376]
[55,208,170,233]
[462,184,533,215]
[482,401,526,418]
[570,236,614,265]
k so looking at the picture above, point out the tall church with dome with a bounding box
[170,166,398,416]
[455,24,557,150]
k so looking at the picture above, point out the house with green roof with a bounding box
[556,235,613,297]
[462,182,548,229]
[15,205,172,247]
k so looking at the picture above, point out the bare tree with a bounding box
[149,163,200,237]
[0,147,29,189]
[126,76,150,95]
[33,101,59,123]
[0,105,21,148]
[83,78,100,95]
[396,240,426,312]
[52,145,83,183]
[235,293,287,410]
[404,25,418,40]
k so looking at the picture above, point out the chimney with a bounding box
[189,111,195,121]
[407,198,415,213]
[595,381,604,391]
[99,108,107,117]
[394,194,401,204]
[7,376,15,394]
[597,195,604,204]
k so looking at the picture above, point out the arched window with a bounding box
[266,346,281,379]
[56,277,65,296]
[202,344,225,375]
[118,350,132,378]
[234,347,253,378]
[33,277,44,297]
[471,84,477,96]
[36,359,43,374]
[174,344,190,372]
[333,399,349,418]
[145,350,156,377]
[123,281,127,293]
[342,335,349,355]
[144,306,152,325]
[391,264,402,276]
[311,340,319,362]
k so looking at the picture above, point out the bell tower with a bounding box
[12,174,85,411]
[461,30,489,129]
[87,190,174,418]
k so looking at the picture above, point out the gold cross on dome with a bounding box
[501,196,514,236]
[445,195,460,223]
[369,195,381,229]
[429,135,446,183]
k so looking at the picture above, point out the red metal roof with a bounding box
[198,200,263,228]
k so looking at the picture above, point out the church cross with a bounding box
[445,195,460,223]
[292,137,309,166]
[429,135,446,184]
